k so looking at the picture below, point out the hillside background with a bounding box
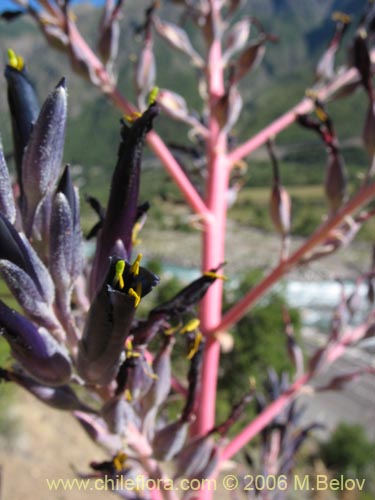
[0,0,373,240]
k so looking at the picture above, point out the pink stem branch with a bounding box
[63,21,211,220]
[215,180,375,334]
[221,371,312,461]
[194,0,227,446]
[228,63,365,167]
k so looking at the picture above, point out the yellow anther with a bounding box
[249,376,257,390]
[7,49,24,71]
[125,338,140,358]
[124,112,142,123]
[128,288,141,307]
[180,318,200,334]
[204,271,228,281]
[113,260,126,289]
[187,331,203,360]
[113,452,127,472]
[315,105,328,123]
[131,221,142,246]
[148,86,160,105]
[332,12,351,24]
[130,253,142,277]
[124,389,132,402]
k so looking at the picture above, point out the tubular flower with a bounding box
[4,49,40,194]
[90,103,159,296]
[151,266,226,317]
[298,101,347,215]
[0,301,72,386]
[77,255,159,385]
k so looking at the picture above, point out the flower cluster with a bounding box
[0,51,236,496]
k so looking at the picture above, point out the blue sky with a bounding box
[0,0,105,12]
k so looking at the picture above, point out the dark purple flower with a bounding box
[90,103,159,296]
[4,49,40,195]
[77,256,159,385]
[0,212,59,331]
[151,266,225,317]
[0,301,72,386]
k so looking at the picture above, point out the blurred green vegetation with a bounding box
[320,422,375,498]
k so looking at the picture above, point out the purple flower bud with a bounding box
[98,0,123,69]
[0,301,72,386]
[268,141,291,237]
[233,39,266,83]
[352,28,372,93]
[125,348,155,402]
[325,152,347,214]
[213,85,243,134]
[269,185,291,237]
[315,13,351,82]
[154,17,204,67]
[78,257,159,385]
[21,78,67,236]
[144,335,174,410]
[222,17,251,66]
[1,369,95,412]
[75,412,123,452]
[50,165,82,296]
[4,50,40,193]
[363,100,375,160]
[101,395,137,435]
[90,104,159,295]
[136,12,156,110]
[174,435,215,479]
[0,140,16,223]
[0,213,59,329]
[152,419,189,461]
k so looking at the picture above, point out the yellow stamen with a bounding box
[249,376,257,390]
[180,318,200,334]
[124,389,132,402]
[204,271,228,281]
[131,221,142,246]
[125,338,140,358]
[148,86,159,105]
[113,260,126,289]
[187,331,203,360]
[332,12,351,24]
[315,105,328,123]
[7,49,24,71]
[130,253,142,277]
[128,287,141,307]
[164,322,182,335]
[113,452,127,472]
[124,112,142,123]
